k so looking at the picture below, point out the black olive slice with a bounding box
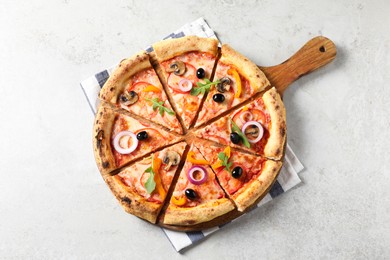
[185,189,197,200]
[232,166,243,179]
[213,93,225,103]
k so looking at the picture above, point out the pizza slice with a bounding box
[152,36,219,129]
[195,44,270,127]
[195,87,286,160]
[93,104,181,176]
[162,143,235,226]
[99,51,183,134]
[196,141,282,212]
[104,142,187,223]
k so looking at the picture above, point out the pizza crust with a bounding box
[104,175,162,223]
[99,51,151,103]
[152,36,218,62]
[232,160,283,212]
[93,104,117,176]
[262,87,286,160]
[163,198,235,226]
[219,44,270,93]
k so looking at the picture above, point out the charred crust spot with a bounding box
[186,220,196,225]
[109,87,114,92]
[280,127,286,137]
[99,111,103,116]
[121,197,132,205]
[256,74,260,78]
[275,105,280,110]
[244,58,248,61]
[95,130,104,149]
[102,161,109,168]
[275,149,281,156]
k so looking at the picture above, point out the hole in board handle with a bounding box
[319,46,326,52]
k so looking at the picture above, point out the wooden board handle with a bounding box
[258,36,337,94]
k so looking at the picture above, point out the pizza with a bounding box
[194,87,286,160]
[99,51,183,134]
[152,36,219,129]
[162,143,235,225]
[195,44,270,127]
[195,141,282,212]
[104,142,186,223]
[93,104,181,176]
[93,36,286,228]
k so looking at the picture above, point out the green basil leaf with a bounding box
[145,172,156,194]
[218,152,226,161]
[230,118,251,148]
[145,97,175,116]
[166,109,175,116]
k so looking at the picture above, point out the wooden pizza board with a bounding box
[157,36,337,231]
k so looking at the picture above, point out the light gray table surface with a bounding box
[1,0,389,259]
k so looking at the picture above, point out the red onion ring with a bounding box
[178,79,193,92]
[113,131,139,154]
[241,121,264,144]
[187,165,208,185]
[240,111,253,124]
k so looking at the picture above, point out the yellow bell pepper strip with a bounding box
[142,85,161,93]
[211,146,231,170]
[227,68,242,98]
[152,157,166,199]
[171,196,187,206]
[241,105,248,112]
[223,146,231,158]
[211,160,223,170]
[187,151,209,165]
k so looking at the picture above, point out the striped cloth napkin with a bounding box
[80,17,304,252]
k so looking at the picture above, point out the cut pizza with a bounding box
[196,141,282,212]
[162,143,235,225]
[93,104,181,175]
[195,44,270,127]
[104,142,187,223]
[152,36,219,129]
[99,51,183,134]
[195,87,286,160]
[92,36,288,229]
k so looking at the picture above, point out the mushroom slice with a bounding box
[167,61,186,76]
[119,91,138,106]
[244,125,260,138]
[216,77,231,93]
[162,151,181,170]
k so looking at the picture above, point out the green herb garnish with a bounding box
[144,156,156,194]
[230,117,251,148]
[145,97,175,116]
[190,78,220,96]
[218,152,233,172]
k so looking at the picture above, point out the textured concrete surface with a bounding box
[0,0,389,259]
